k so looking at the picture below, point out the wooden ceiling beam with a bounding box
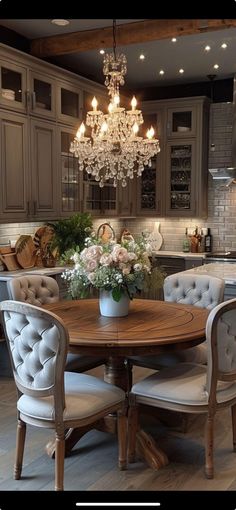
[30,19,236,58]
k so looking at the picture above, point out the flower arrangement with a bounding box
[62,233,165,302]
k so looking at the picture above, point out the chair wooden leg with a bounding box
[231,404,236,452]
[128,403,139,463]
[205,414,214,479]
[14,419,26,480]
[117,408,127,470]
[55,433,65,491]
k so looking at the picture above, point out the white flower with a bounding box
[100,253,113,266]
[134,263,142,272]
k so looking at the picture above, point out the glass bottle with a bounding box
[205,228,212,253]
[182,227,190,252]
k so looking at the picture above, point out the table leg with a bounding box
[136,430,169,470]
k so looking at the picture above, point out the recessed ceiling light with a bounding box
[179,68,184,74]
[221,43,228,49]
[51,19,70,26]
[100,49,105,55]
[159,69,165,75]
[171,37,177,43]
[213,64,219,69]
[204,45,211,52]
[139,54,145,60]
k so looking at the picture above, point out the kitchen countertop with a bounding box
[182,262,236,285]
[152,251,206,258]
[0,266,65,281]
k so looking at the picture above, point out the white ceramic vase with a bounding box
[99,290,130,317]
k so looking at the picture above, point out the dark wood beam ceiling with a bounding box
[31,19,236,58]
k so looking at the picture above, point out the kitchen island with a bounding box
[180,262,236,301]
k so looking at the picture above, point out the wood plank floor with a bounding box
[0,366,236,491]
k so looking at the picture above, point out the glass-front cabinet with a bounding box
[57,81,82,125]
[29,71,56,119]
[166,140,196,216]
[0,60,27,112]
[166,105,197,137]
[136,111,163,216]
[82,174,117,216]
[60,129,81,215]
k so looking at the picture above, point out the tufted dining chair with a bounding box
[7,275,104,373]
[130,273,225,371]
[0,300,127,490]
[128,297,236,478]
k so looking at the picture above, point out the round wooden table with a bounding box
[44,298,209,468]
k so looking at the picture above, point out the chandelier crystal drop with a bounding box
[70,20,160,188]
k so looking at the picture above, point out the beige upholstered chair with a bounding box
[128,297,236,478]
[7,275,104,373]
[0,300,127,491]
[130,273,225,370]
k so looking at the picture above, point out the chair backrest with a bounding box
[205,298,236,402]
[163,273,225,310]
[0,300,68,414]
[7,275,59,305]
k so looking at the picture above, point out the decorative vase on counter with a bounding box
[99,290,130,317]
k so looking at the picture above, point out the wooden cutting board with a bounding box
[0,246,21,271]
[15,235,37,268]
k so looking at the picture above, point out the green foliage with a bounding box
[142,264,166,294]
[47,213,93,257]
[58,246,80,266]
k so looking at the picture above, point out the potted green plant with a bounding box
[47,212,93,264]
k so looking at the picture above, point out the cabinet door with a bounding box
[29,71,56,119]
[166,106,197,137]
[0,111,29,220]
[0,59,27,113]
[117,179,136,217]
[59,127,82,215]
[136,112,163,216]
[82,174,118,216]
[57,81,82,125]
[165,140,196,216]
[30,119,58,218]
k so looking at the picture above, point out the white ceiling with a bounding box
[1,19,236,88]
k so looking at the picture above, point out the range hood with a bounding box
[208,167,236,186]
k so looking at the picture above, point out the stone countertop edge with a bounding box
[0,266,65,280]
[151,251,206,258]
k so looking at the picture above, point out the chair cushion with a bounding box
[18,372,125,422]
[131,363,236,406]
[65,353,104,372]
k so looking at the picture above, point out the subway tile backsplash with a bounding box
[0,102,235,253]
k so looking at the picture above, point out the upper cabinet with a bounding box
[0,46,84,125]
[0,60,27,113]
[166,105,197,137]
[142,96,210,218]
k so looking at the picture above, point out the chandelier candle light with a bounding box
[69,20,160,188]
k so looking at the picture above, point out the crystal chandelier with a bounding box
[70,20,160,188]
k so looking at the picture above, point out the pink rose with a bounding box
[112,246,129,263]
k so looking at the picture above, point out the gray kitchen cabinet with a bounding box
[142,96,210,218]
[0,110,30,220]
[57,80,83,126]
[30,119,58,218]
[136,111,164,217]
[0,43,107,221]
[118,179,137,218]
[0,112,59,220]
